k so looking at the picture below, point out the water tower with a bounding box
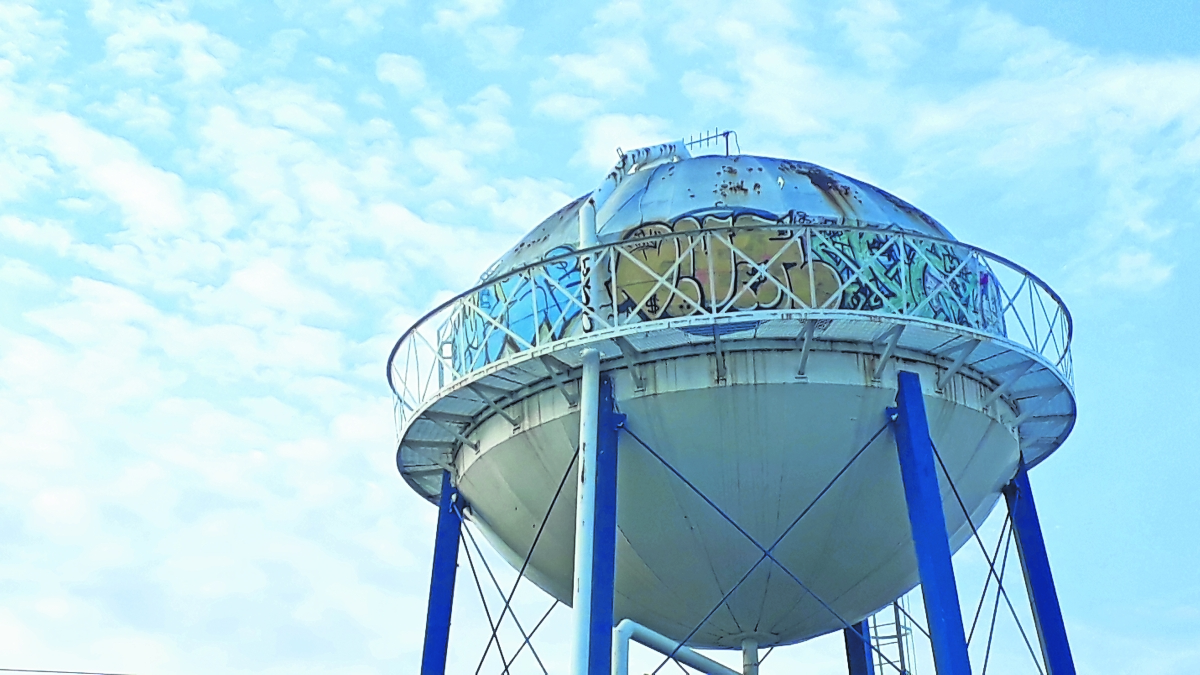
[390,134,1077,675]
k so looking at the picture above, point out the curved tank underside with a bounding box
[456,350,1017,648]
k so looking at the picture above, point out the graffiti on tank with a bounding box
[612,210,1005,335]
[442,245,584,374]
[439,210,1006,375]
[614,213,842,318]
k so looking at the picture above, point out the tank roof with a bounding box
[483,153,953,281]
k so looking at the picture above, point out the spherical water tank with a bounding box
[389,141,1075,648]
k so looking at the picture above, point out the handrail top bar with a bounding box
[386,222,1073,400]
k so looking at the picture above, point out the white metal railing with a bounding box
[388,223,1073,428]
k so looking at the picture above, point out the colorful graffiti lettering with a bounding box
[613,212,1005,333]
[614,213,843,318]
[439,210,1006,375]
[443,245,584,374]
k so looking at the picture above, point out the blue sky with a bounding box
[1,0,1198,673]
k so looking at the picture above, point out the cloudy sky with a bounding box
[2,0,1199,673]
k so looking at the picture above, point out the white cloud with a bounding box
[488,176,575,232]
[0,215,73,254]
[548,37,654,96]
[34,112,191,234]
[532,92,602,121]
[88,0,240,82]
[832,0,920,71]
[593,0,645,27]
[680,70,735,108]
[431,0,504,31]
[573,113,669,170]
[237,81,346,136]
[0,1,66,69]
[376,53,426,95]
[194,258,346,326]
[265,28,307,69]
[0,257,54,288]
[428,0,522,68]
[1094,250,1174,291]
[86,90,173,136]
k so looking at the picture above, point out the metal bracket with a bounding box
[424,410,476,425]
[465,383,522,428]
[872,324,905,382]
[981,360,1035,408]
[402,441,455,473]
[713,331,727,383]
[936,339,981,390]
[1013,388,1067,425]
[614,336,647,391]
[426,417,480,453]
[539,355,580,407]
[796,319,816,379]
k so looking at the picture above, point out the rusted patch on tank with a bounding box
[779,163,864,222]
[714,178,752,200]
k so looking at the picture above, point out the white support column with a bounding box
[572,348,601,675]
[742,639,759,675]
[579,197,599,248]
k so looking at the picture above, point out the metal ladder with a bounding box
[870,597,919,675]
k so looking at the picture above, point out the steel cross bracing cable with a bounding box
[929,441,1046,675]
[471,449,579,675]
[967,516,1011,644]
[459,509,557,673]
[893,598,932,641]
[457,510,547,671]
[621,422,909,675]
[981,523,1014,675]
[460,537,515,672]
[455,503,554,675]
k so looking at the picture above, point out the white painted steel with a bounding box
[572,349,601,675]
[613,619,741,675]
[455,349,1015,647]
[579,198,598,248]
[742,639,759,675]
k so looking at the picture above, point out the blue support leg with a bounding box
[844,620,875,675]
[421,470,462,675]
[589,374,625,674]
[1004,460,1076,675]
[892,370,973,675]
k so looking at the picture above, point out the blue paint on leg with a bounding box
[421,471,462,675]
[893,370,972,675]
[1005,461,1076,675]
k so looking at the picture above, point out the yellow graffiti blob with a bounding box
[614,214,842,320]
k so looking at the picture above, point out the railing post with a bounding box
[579,197,601,332]
[572,351,624,675]
[891,371,972,675]
[421,470,462,675]
[844,620,874,675]
[1004,460,1076,675]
